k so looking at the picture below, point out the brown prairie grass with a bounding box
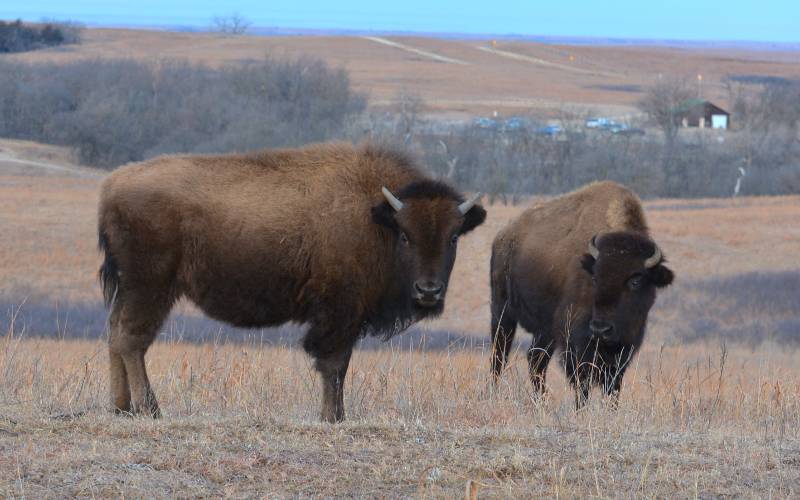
[1,333,798,498]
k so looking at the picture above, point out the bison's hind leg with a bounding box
[109,348,131,414]
[490,304,517,383]
[108,288,174,418]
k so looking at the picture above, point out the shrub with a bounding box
[0,57,366,167]
[0,19,81,53]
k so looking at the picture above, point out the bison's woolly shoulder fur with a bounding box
[493,181,648,271]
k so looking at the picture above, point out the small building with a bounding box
[677,99,730,129]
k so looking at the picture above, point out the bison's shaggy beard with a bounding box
[362,316,418,341]
[362,296,445,341]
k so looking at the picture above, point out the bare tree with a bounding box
[396,91,423,145]
[437,140,459,180]
[638,78,694,146]
[211,13,252,35]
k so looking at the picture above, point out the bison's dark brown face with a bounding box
[372,181,486,313]
[580,232,673,345]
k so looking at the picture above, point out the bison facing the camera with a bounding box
[98,142,485,422]
[490,181,673,407]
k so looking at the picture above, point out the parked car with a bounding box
[535,124,564,137]
[605,123,626,134]
[501,117,532,131]
[473,117,497,129]
[585,117,611,128]
[607,123,645,136]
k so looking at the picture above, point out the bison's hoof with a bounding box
[127,403,162,419]
[112,407,134,418]
[321,410,345,423]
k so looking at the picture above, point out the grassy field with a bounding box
[1,143,800,496]
[7,28,800,117]
[2,337,798,497]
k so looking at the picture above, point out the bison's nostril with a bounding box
[589,320,614,337]
[415,280,443,295]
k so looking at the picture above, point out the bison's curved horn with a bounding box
[588,235,600,259]
[644,243,662,268]
[458,192,482,215]
[381,187,404,212]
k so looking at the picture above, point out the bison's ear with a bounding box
[459,205,486,235]
[580,253,596,275]
[371,201,399,230]
[649,264,674,288]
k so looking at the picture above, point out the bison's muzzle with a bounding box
[589,319,615,341]
[414,279,445,307]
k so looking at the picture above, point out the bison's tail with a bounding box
[98,229,120,308]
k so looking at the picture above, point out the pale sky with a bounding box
[1,0,798,43]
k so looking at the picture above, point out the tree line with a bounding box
[384,79,800,199]
[0,19,82,53]
[0,53,798,197]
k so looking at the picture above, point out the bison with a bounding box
[489,181,673,407]
[98,143,486,422]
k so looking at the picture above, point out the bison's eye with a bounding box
[627,274,644,291]
[399,231,410,246]
[450,234,459,246]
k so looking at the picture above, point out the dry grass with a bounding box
[0,174,99,304]
[7,28,800,117]
[1,335,798,497]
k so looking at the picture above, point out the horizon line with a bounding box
[4,16,800,50]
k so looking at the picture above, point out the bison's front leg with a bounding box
[315,348,353,423]
[527,335,555,395]
[304,317,359,423]
[571,372,591,410]
[601,348,633,409]
[563,346,593,410]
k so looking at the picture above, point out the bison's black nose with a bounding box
[414,280,444,296]
[590,320,614,338]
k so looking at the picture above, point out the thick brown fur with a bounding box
[490,181,673,408]
[98,142,486,421]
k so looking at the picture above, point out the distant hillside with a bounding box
[4,27,800,117]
